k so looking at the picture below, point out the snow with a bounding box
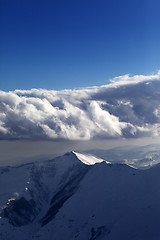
[1,146,160,240]
[0,164,32,208]
[83,144,160,169]
[72,151,109,165]
[38,162,160,240]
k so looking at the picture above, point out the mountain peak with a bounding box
[72,151,107,165]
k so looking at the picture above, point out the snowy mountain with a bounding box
[84,144,160,168]
[1,147,160,240]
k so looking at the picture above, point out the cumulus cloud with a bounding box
[0,72,160,140]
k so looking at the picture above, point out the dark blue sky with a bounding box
[1,0,160,91]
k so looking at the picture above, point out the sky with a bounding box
[1,0,160,91]
[1,1,160,165]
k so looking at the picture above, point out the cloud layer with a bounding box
[1,72,160,140]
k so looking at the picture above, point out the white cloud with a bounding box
[0,72,160,140]
[109,71,160,86]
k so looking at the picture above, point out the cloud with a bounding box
[109,71,160,85]
[0,72,160,140]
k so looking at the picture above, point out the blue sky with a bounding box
[1,0,160,91]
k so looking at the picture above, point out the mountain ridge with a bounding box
[1,148,160,239]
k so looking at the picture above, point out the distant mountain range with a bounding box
[1,145,160,240]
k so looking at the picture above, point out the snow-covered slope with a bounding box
[0,163,32,207]
[84,144,160,168]
[72,151,108,165]
[1,148,160,240]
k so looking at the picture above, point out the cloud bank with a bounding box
[1,72,160,140]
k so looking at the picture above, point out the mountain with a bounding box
[1,147,160,240]
[84,144,160,168]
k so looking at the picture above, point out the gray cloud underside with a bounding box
[1,72,160,140]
